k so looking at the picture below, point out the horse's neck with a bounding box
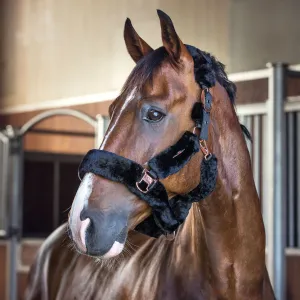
[176,87,266,297]
[199,87,263,250]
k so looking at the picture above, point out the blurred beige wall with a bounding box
[0,0,230,111]
[229,0,300,72]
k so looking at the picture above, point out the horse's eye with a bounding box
[145,109,165,122]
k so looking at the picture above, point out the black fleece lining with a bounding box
[136,155,218,237]
[78,146,217,238]
[147,131,199,179]
[79,149,181,234]
[191,102,203,128]
[78,130,201,235]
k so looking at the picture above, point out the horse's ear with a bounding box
[157,10,192,65]
[124,18,154,63]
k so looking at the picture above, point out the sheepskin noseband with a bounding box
[78,85,218,238]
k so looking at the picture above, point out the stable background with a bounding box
[0,0,300,299]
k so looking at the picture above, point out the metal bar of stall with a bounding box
[239,115,245,126]
[266,62,287,300]
[53,161,60,230]
[0,132,10,300]
[244,116,253,162]
[262,114,268,215]
[6,126,23,300]
[0,132,9,237]
[95,115,105,148]
[19,109,97,136]
[253,115,261,198]
[239,115,254,168]
[297,112,300,248]
[287,113,295,247]
[266,66,275,290]
[28,128,95,137]
[0,141,3,234]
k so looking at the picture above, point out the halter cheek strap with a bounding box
[78,88,218,238]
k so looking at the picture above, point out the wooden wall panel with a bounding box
[287,77,300,98]
[233,76,300,105]
[235,79,268,104]
[287,254,300,299]
[24,133,94,155]
[18,272,28,300]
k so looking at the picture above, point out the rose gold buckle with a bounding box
[165,231,176,241]
[136,169,157,194]
[199,140,212,160]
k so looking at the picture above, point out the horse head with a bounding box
[68,10,235,258]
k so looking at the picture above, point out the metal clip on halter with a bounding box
[136,169,158,193]
[200,140,212,161]
[165,231,176,241]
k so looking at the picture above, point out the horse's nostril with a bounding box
[80,218,90,248]
[80,207,89,221]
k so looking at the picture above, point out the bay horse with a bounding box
[25,10,275,300]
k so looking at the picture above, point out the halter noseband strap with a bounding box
[78,87,218,238]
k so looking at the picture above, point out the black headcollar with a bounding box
[78,46,218,238]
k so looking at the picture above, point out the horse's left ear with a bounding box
[124,18,154,63]
[157,10,193,66]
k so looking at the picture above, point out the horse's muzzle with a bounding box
[69,206,128,257]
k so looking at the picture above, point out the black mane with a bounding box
[186,45,236,104]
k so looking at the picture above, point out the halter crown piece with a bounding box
[78,45,218,238]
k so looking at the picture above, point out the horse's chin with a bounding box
[102,241,125,259]
[85,241,125,261]
[73,240,125,260]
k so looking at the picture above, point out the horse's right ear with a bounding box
[157,10,193,68]
[124,18,154,63]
